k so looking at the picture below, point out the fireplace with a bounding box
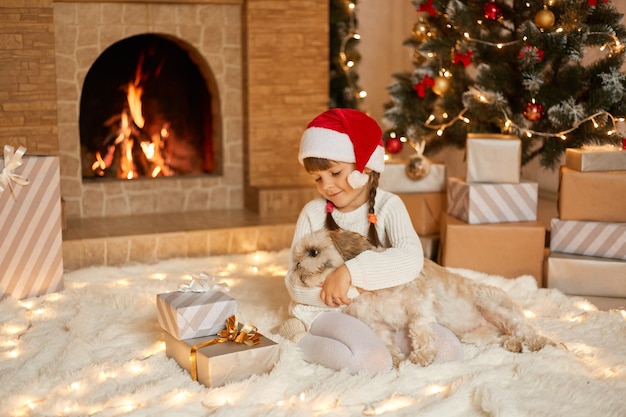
[53,1,242,219]
[80,34,215,180]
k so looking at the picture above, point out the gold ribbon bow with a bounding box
[0,145,30,196]
[188,315,260,381]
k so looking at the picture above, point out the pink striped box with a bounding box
[447,177,538,224]
[0,152,64,300]
[550,218,626,261]
[157,290,238,340]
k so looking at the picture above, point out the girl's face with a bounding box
[309,161,370,213]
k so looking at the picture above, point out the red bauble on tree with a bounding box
[524,101,544,121]
[385,137,403,154]
[483,1,503,20]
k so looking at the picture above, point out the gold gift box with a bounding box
[164,330,280,388]
[565,147,626,172]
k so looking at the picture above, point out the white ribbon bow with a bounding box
[177,271,230,293]
[0,144,30,196]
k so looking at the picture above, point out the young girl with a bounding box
[280,108,462,373]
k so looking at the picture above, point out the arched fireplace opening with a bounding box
[79,34,217,180]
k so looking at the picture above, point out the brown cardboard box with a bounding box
[398,192,446,235]
[1,151,64,300]
[164,330,280,388]
[558,166,626,222]
[438,214,546,285]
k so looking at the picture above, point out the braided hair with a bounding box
[303,157,383,248]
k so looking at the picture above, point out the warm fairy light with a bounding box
[425,384,449,395]
[362,393,416,415]
[115,279,130,287]
[575,300,596,312]
[523,309,535,319]
[358,90,367,98]
[150,272,168,280]
[19,300,35,309]
[8,348,19,358]
[5,324,28,335]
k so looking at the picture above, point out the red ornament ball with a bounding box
[483,2,503,20]
[524,102,544,121]
[385,137,403,154]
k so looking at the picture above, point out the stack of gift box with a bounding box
[1,145,65,301]
[546,146,626,309]
[156,276,280,387]
[437,134,546,286]
[379,154,447,260]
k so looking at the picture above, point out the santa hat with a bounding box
[298,108,385,189]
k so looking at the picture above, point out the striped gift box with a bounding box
[156,290,238,340]
[447,177,538,224]
[1,153,64,300]
[550,218,626,261]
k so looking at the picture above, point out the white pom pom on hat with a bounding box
[298,108,385,189]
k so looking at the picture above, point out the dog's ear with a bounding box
[328,229,375,261]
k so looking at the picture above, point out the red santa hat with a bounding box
[298,108,385,189]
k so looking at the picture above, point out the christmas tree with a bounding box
[383,0,626,169]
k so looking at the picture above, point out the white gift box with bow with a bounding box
[156,273,238,340]
[0,145,64,300]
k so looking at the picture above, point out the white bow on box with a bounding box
[177,271,230,293]
[0,145,30,196]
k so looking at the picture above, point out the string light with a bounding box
[337,0,367,104]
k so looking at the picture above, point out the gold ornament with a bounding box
[412,18,431,43]
[406,154,431,180]
[535,8,555,29]
[432,75,451,96]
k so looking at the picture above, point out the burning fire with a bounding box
[91,54,173,179]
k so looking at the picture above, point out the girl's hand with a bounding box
[320,264,352,307]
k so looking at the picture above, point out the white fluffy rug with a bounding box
[1,249,625,417]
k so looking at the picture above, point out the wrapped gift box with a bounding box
[558,166,626,222]
[438,214,545,285]
[0,149,64,300]
[164,329,279,388]
[550,218,626,261]
[380,161,446,193]
[466,134,521,183]
[565,147,626,172]
[578,295,625,311]
[397,192,446,235]
[546,252,626,298]
[447,177,538,224]
[157,290,238,340]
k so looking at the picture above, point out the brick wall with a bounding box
[244,0,327,215]
[0,0,58,155]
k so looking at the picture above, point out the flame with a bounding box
[91,53,175,179]
[127,83,144,129]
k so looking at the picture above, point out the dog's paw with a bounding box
[524,334,556,352]
[501,336,523,352]
[408,345,437,367]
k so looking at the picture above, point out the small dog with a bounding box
[291,229,555,367]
